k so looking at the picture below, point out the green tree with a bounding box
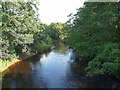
[1,1,52,61]
[45,22,67,40]
[66,2,119,78]
[31,24,52,53]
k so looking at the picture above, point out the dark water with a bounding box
[2,43,120,88]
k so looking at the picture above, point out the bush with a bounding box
[86,43,120,78]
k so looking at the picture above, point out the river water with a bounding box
[2,42,120,88]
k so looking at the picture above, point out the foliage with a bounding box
[86,43,120,77]
[45,22,67,40]
[32,27,52,52]
[66,2,120,78]
[1,2,37,58]
[1,1,52,61]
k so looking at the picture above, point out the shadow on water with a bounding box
[2,42,120,88]
[2,42,73,88]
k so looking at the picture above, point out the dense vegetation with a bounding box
[66,2,120,78]
[0,1,65,62]
[1,1,53,61]
[1,1,119,80]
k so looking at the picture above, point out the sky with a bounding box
[38,0,86,24]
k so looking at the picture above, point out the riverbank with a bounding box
[0,53,36,77]
[0,58,20,77]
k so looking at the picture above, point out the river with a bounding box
[2,42,120,88]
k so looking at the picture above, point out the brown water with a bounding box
[2,42,120,88]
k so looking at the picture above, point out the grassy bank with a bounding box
[0,58,20,76]
[0,52,37,77]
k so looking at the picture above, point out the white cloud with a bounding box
[38,0,85,24]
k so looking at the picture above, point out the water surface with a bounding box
[2,43,120,88]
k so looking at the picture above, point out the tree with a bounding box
[45,22,67,40]
[1,1,52,61]
[66,2,120,78]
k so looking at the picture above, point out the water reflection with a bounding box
[54,42,69,54]
[2,61,34,88]
[38,50,72,88]
[8,61,32,74]
[2,43,74,88]
[2,43,120,88]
